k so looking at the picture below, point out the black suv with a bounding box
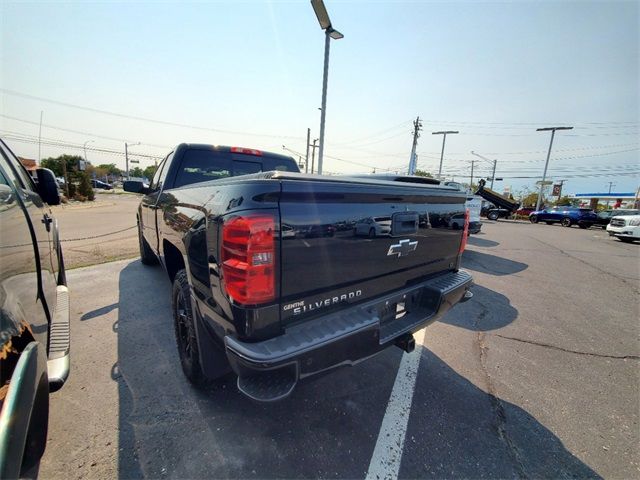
[0,139,70,478]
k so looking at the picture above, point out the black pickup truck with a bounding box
[125,144,473,401]
[0,139,70,478]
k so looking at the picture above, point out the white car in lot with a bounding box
[606,215,640,243]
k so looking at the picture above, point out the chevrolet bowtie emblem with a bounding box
[387,239,418,257]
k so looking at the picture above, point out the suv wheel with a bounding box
[173,269,203,384]
[561,217,573,227]
[138,221,158,265]
[529,215,538,224]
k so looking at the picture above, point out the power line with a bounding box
[418,142,639,157]
[0,114,172,149]
[0,88,305,140]
[2,133,163,161]
[329,119,412,146]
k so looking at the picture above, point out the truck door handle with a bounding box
[42,214,53,232]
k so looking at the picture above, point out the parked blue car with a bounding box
[529,206,597,228]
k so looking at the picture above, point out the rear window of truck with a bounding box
[174,148,299,188]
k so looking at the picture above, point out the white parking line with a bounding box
[365,328,426,480]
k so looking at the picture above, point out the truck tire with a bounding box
[138,221,158,265]
[487,211,499,221]
[369,228,376,238]
[172,269,203,385]
[561,217,573,227]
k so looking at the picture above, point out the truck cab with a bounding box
[0,139,70,478]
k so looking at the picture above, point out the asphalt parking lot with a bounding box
[40,220,639,479]
[51,193,139,269]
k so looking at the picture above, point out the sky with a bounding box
[1,0,638,196]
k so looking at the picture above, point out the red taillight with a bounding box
[221,214,275,305]
[458,209,470,254]
[230,146,263,156]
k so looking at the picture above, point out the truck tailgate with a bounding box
[278,178,466,323]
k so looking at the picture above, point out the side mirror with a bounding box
[36,168,61,205]
[123,180,148,194]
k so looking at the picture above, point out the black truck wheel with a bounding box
[172,269,203,384]
[487,211,499,221]
[138,221,158,265]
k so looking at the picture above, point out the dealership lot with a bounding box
[40,220,638,479]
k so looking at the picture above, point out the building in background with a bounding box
[18,157,38,181]
[570,191,638,209]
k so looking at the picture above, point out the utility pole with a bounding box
[305,128,311,174]
[407,116,422,175]
[469,159,476,193]
[606,181,616,208]
[607,181,616,194]
[125,142,141,180]
[125,143,130,180]
[309,139,319,174]
[535,126,573,212]
[471,150,498,190]
[433,130,459,179]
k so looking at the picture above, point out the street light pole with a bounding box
[535,126,573,212]
[471,150,498,189]
[311,0,343,175]
[432,130,459,179]
[83,140,94,164]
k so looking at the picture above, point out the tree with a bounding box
[40,155,83,178]
[414,169,433,178]
[143,165,158,180]
[97,163,122,176]
[40,154,95,201]
[521,192,541,207]
[554,195,574,206]
[77,172,95,201]
[129,167,144,178]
